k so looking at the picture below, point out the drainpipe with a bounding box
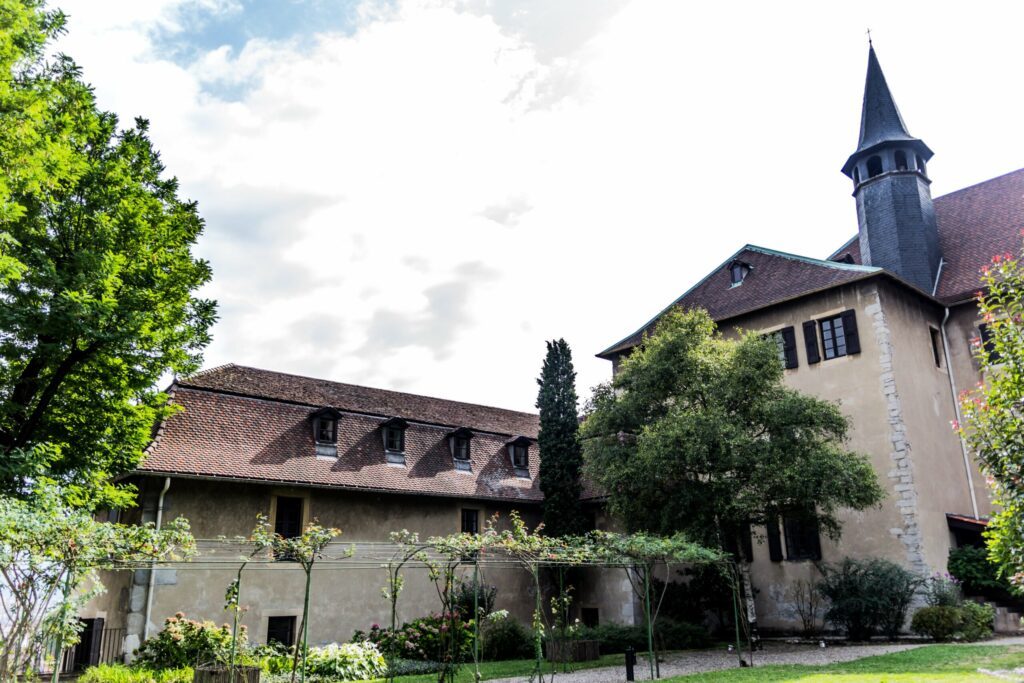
[940,308,980,520]
[143,477,172,641]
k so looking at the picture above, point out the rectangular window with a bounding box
[979,323,1000,363]
[453,436,471,461]
[783,514,822,561]
[385,427,405,453]
[511,444,528,469]
[274,496,304,539]
[581,607,600,628]
[929,327,944,368]
[820,315,848,360]
[461,508,479,534]
[766,327,798,369]
[267,616,296,647]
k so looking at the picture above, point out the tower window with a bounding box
[853,167,860,184]
[866,155,883,178]
[895,150,908,171]
[916,155,926,175]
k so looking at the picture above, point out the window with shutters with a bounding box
[766,327,798,370]
[267,616,297,647]
[817,310,861,360]
[783,514,822,561]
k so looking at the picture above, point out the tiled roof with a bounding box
[138,366,544,502]
[829,168,1024,303]
[600,168,1024,359]
[180,364,539,436]
[597,247,882,358]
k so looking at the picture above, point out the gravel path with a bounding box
[488,637,1024,683]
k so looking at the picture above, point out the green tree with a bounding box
[536,339,586,537]
[581,308,883,643]
[0,1,216,505]
[958,248,1024,591]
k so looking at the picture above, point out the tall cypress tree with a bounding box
[536,339,586,537]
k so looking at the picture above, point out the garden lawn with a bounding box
[667,644,1024,682]
[383,653,625,683]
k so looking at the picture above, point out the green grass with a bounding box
[666,644,1024,682]
[379,653,626,682]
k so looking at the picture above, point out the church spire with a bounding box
[842,43,942,294]
[842,45,932,177]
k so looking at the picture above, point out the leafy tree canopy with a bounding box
[958,247,1024,590]
[0,0,216,506]
[580,308,883,546]
[536,338,586,537]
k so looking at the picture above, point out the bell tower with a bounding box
[841,45,941,293]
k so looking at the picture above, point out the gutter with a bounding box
[940,307,980,520]
[143,477,171,641]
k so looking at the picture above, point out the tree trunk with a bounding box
[737,559,761,652]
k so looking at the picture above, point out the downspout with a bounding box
[143,477,172,641]
[940,307,980,520]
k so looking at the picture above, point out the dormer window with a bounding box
[506,436,532,478]
[729,260,751,287]
[310,407,341,458]
[381,417,408,465]
[448,427,473,471]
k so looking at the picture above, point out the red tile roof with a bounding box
[139,365,544,502]
[829,168,1024,303]
[601,168,1024,359]
[598,246,883,358]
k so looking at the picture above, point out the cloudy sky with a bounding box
[54,0,1024,413]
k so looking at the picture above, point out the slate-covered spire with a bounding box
[842,45,932,177]
[842,43,942,294]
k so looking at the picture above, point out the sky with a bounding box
[52,0,1024,414]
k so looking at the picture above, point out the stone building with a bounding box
[83,364,630,661]
[597,45,1023,630]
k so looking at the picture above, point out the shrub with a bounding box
[911,606,964,641]
[452,578,498,620]
[924,573,963,607]
[260,642,386,681]
[385,659,444,676]
[958,601,995,641]
[819,558,923,640]
[79,664,193,683]
[948,546,1015,597]
[352,613,474,662]
[480,616,532,661]
[133,613,241,668]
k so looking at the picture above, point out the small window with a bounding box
[767,329,798,369]
[783,514,822,561]
[867,155,883,178]
[895,150,908,171]
[916,155,926,175]
[512,444,528,468]
[267,616,296,647]
[729,261,750,286]
[454,436,470,460]
[385,427,404,452]
[581,607,599,628]
[820,315,848,360]
[311,407,340,445]
[461,508,479,534]
[929,327,944,368]
[274,496,304,539]
[853,167,860,184]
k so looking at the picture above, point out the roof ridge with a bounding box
[184,362,237,380]
[181,364,539,419]
[743,244,880,272]
[934,166,1024,202]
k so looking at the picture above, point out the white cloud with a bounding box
[52,0,1024,412]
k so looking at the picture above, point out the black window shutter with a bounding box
[840,310,861,355]
[781,327,798,369]
[979,323,1000,362]
[802,321,820,364]
[766,517,783,562]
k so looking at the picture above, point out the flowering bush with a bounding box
[133,613,241,668]
[924,573,963,607]
[352,613,474,662]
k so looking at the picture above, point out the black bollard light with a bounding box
[625,645,636,681]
